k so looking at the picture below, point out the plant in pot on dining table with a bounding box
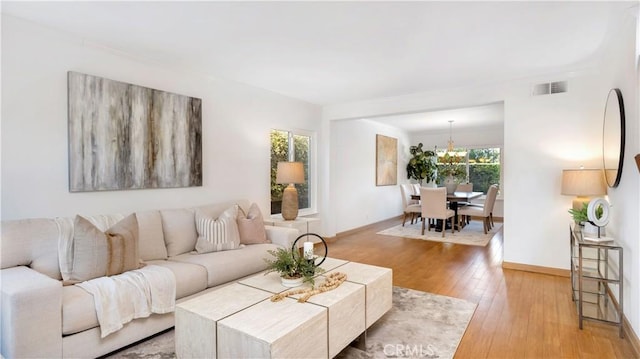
[438,153,467,193]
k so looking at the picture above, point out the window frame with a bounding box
[466,145,503,197]
[437,145,503,196]
[270,128,317,217]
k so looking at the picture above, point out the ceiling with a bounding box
[2,1,635,133]
[366,102,504,133]
[2,1,635,109]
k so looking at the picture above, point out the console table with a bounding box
[569,226,624,338]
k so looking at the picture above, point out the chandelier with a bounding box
[437,120,467,157]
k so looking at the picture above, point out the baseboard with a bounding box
[502,261,570,278]
[333,215,403,240]
[624,314,640,357]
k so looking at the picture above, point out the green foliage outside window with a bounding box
[434,148,501,194]
[468,148,500,194]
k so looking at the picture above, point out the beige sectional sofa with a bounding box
[0,200,300,358]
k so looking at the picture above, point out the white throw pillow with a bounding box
[194,205,241,253]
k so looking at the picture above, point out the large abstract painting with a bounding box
[68,72,202,192]
[376,134,398,186]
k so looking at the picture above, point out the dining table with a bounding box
[411,191,483,230]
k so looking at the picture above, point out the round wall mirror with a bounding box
[602,88,625,188]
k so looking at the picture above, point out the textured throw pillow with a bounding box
[63,214,139,284]
[195,205,241,253]
[237,203,270,245]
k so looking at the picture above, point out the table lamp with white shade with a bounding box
[561,168,607,211]
[276,161,305,220]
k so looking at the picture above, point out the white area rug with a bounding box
[104,287,476,359]
[377,219,501,246]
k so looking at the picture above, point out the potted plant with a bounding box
[406,143,437,186]
[569,202,604,233]
[439,153,467,193]
[568,203,589,225]
[264,247,323,287]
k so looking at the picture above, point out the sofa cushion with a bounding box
[160,208,197,257]
[169,243,279,287]
[0,218,61,279]
[62,260,206,336]
[146,260,208,299]
[237,203,270,245]
[136,210,168,261]
[63,214,139,283]
[194,205,241,253]
[62,285,99,335]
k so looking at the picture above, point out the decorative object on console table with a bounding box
[67,72,202,192]
[376,134,398,186]
[561,167,607,212]
[583,198,612,241]
[276,161,305,220]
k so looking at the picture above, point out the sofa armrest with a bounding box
[1,266,62,358]
[264,225,300,249]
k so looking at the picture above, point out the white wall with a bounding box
[1,15,321,220]
[330,119,410,233]
[323,9,639,335]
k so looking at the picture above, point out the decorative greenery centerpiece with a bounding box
[264,247,324,286]
[406,143,437,185]
[438,153,467,182]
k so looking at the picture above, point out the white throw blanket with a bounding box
[77,265,176,338]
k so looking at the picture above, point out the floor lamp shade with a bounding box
[276,162,305,220]
[561,169,607,211]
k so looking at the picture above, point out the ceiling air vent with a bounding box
[531,81,568,96]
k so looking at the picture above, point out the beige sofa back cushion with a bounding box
[160,208,198,257]
[135,210,168,261]
[0,218,62,280]
[64,214,140,283]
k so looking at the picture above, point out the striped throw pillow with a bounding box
[194,205,241,253]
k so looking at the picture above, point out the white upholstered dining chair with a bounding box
[400,184,421,226]
[420,187,455,237]
[456,183,473,192]
[457,185,499,234]
[455,182,473,223]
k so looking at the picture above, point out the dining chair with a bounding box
[456,183,473,192]
[455,182,473,224]
[420,187,455,237]
[412,184,421,201]
[467,184,499,228]
[457,185,499,234]
[400,184,421,226]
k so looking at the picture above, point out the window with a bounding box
[436,147,501,194]
[270,129,314,215]
[468,148,501,194]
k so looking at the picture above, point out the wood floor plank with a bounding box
[327,218,637,358]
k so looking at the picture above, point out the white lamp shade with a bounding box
[561,169,607,196]
[276,162,305,184]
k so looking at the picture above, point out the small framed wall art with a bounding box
[376,134,398,186]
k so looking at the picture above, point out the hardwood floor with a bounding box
[327,218,637,358]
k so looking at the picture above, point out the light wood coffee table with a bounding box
[175,258,392,358]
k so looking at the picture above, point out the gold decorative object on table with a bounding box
[271,272,347,303]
